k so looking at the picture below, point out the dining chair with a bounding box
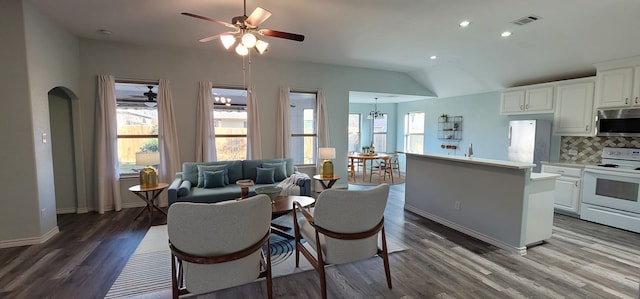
[167,194,273,299]
[292,184,392,299]
[386,153,401,179]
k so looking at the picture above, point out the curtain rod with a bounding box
[115,78,160,85]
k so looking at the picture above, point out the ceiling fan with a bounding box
[118,86,157,107]
[182,0,305,55]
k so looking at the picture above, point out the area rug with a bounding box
[106,218,407,298]
[348,170,405,185]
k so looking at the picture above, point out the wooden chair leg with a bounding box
[380,226,392,289]
[265,238,273,299]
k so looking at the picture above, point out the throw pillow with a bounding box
[197,164,229,187]
[256,167,275,184]
[177,180,191,196]
[262,161,287,181]
[203,170,226,188]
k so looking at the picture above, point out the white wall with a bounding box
[0,0,41,242]
[0,0,80,245]
[396,92,560,162]
[24,0,81,237]
[78,39,432,211]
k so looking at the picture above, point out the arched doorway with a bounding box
[48,87,87,213]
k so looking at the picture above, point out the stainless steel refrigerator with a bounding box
[507,120,551,173]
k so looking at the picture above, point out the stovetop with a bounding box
[587,147,640,173]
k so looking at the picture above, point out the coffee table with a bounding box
[271,195,315,239]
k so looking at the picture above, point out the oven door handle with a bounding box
[584,167,640,178]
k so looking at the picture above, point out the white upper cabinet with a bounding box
[553,78,595,136]
[501,84,554,115]
[595,67,635,108]
[500,90,525,113]
[594,56,640,109]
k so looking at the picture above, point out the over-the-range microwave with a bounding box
[596,108,640,137]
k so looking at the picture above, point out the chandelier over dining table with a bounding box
[368,97,384,119]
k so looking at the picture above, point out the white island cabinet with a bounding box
[404,153,558,255]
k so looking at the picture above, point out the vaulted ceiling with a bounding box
[29,0,640,102]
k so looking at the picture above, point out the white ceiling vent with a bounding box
[511,15,542,26]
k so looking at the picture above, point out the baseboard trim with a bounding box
[57,207,77,214]
[404,204,527,256]
[0,226,59,249]
[122,202,147,209]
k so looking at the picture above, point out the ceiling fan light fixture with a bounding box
[235,43,249,56]
[255,39,269,54]
[241,32,257,48]
[220,34,236,49]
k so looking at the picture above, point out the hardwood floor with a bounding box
[0,184,638,298]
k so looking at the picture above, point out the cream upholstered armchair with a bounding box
[293,184,392,299]
[167,194,273,299]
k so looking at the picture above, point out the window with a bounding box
[372,114,387,153]
[348,113,361,152]
[115,82,159,175]
[290,91,317,165]
[404,112,425,154]
[212,87,248,161]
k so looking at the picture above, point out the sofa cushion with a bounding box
[256,167,275,184]
[203,170,226,188]
[197,164,229,187]
[262,161,287,181]
[243,158,294,182]
[178,180,191,196]
[182,161,242,185]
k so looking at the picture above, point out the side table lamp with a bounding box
[319,147,336,179]
[136,151,160,187]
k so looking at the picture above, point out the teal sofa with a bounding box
[168,158,311,206]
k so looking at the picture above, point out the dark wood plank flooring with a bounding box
[0,184,638,298]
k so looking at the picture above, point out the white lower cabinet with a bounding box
[541,164,583,216]
[554,176,581,214]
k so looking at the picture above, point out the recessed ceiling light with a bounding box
[459,20,470,28]
[501,31,512,37]
[430,55,437,60]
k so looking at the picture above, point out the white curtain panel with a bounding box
[276,86,291,158]
[196,81,216,162]
[96,74,122,214]
[316,89,329,170]
[158,79,182,206]
[247,84,263,159]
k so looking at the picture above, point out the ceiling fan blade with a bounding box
[259,29,305,42]
[198,31,236,43]
[245,7,272,27]
[181,12,236,29]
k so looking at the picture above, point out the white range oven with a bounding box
[581,147,640,233]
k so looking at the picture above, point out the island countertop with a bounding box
[406,153,535,169]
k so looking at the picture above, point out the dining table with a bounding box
[347,152,394,184]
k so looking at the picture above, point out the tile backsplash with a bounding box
[560,136,640,163]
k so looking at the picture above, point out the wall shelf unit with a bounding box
[438,116,463,152]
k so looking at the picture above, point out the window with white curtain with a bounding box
[115,82,159,175]
[404,112,425,154]
[372,114,387,152]
[212,87,247,161]
[289,91,317,165]
[348,113,361,152]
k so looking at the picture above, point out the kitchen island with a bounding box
[404,153,559,255]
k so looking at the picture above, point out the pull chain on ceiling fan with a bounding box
[182,0,305,56]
